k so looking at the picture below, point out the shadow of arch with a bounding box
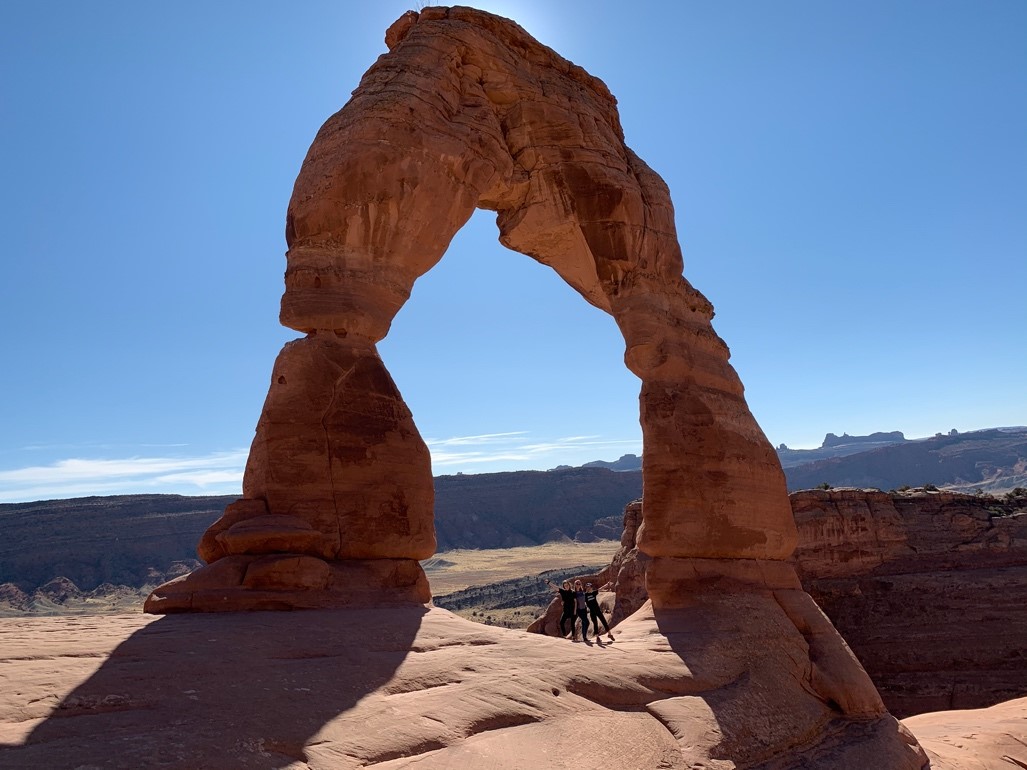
[2,608,425,767]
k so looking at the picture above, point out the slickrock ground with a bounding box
[904,698,1027,770]
[1,607,932,769]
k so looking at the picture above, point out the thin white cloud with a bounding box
[0,450,248,503]
[0,433,642,502]
[20,442,190,452]
[430,450,536,466]
[520,438,639,454]
[425,432,641,471]
[425,431,529,447]
[154,470,245,486]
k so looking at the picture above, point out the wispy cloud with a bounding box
[425,432,640,471]
[19,442,191,452]
[425,431,529,448]
[0,432,642,502]
[0,450,248,503]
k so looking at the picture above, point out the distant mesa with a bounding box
[570,427,1027,496]
[784,427,1027,493]
[579,453,641,472]
[4,427,1023,606]
[822,430,906,448]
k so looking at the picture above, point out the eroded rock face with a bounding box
[792,488,1027,717]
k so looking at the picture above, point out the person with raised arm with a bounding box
[584,581,615,642]
[543,578,580,640]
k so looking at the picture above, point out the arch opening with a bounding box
[381,207,642,479]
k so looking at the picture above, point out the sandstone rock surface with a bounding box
[0,608,928,769]
[903,697,1027,770]
[134,7,931,765]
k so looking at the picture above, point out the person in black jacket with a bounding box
[584,581,615,642]
[544,578,579,639]
[572,580,591,642]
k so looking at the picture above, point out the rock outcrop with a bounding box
[904,696,1027,769]
[1,612,1018,769]
[140,7,926,765]
[783,427,1027,493]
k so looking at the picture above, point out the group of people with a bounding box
[543,578,615,643]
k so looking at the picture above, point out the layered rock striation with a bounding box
[792,488,1027,717]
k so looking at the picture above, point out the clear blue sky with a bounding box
[1,1,1024,502]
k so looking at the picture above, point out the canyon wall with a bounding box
[792,488,1027,717]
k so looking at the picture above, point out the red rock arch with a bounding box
[146,7,796,613]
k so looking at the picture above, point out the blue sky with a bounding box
[1,1,1024,503]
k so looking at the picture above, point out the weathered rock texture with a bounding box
[147,3,795,613]
[0,609,930,769]
[903,697,1027,770]
[792,488,1027,717]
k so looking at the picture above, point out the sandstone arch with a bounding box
[137,11,932,765]
[145,6,796,613]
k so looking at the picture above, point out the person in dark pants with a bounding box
[544,579,578,639]
[572,580,590,642]
[584,581,615,642]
